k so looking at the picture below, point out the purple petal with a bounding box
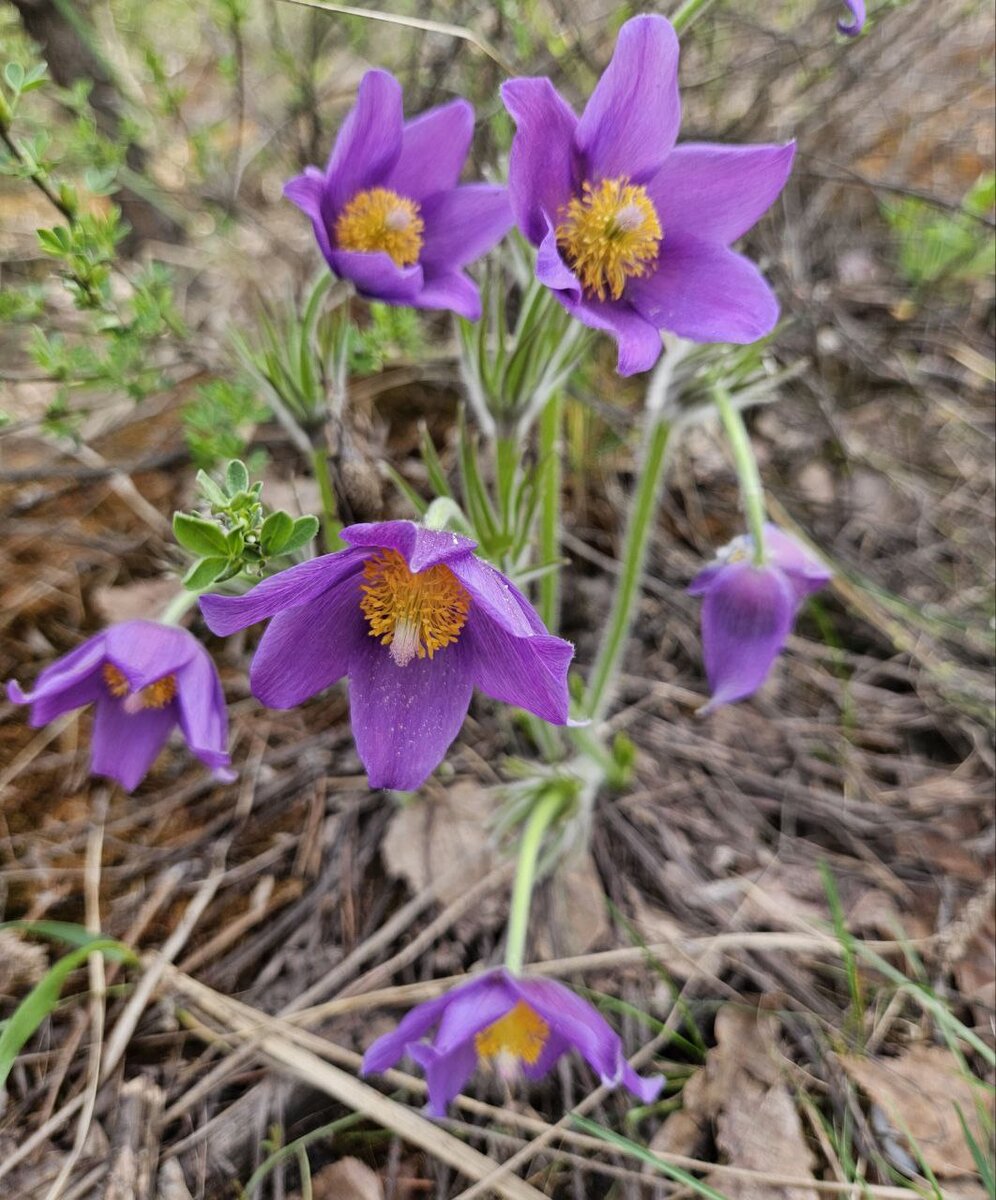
[408,1040,480,1119]
[431,973,517,1055]
[762,524,831,601]
[512,975,664,1101]
[327,250,423,305]
[325,69,404,211]
[199,548,368,636]
[521,1030,569,1081]
[687,562,725,597]
[647,142,795,245]
[361,989,461,1074]
[501,77,578,245]
[340,521,476,572]
[699,562,796,709]
[174,645,231,771]
[90,698,175,792]
[838,0,866,35]
[283,166,334,264]
[347,637,473,790]
[419,185,513,272]
[250,572,366,707]
[621,1061,666,1103]
[560,290,663,375]
[627,234,780,344]
[447,555,545,637]
[103,621,198,692]
[463,613,572,725]
[575,15,681,186]
[7,633,107,725]
[535,224,581,295]
[385,98,474,202]
[511,976,624,1085]
[409,272,481,321]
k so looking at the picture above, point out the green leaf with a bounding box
[0,937,133,1091]
[21,62,48,91]
[173,512,230,557]
[182,556,229,591]
[4,62,24,91]
[260,509,293,556]
[280,514,319,555]
[572,1117,728,1200]
[196,469,228,508]
[225,459,250,495]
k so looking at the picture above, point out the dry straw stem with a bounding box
[278,0,514,74]
[165,965,916,1200]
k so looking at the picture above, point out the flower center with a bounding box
[556,177,662,301]
[334,188,424,267]
[359,548,470,668]
[475,1002,549,1068]
[102,663,177,711]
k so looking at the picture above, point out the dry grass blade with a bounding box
[162,966,548,1200]
[277,0,514,73]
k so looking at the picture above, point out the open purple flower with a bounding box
[6,621,234,792]
[501,14,795,375]
[199,521,573,792]
[838,0,866,36]
[361,967,663,1116]
[688,523,830,711]
[283,70,513,321]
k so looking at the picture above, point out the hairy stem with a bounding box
[713,382,767,565]
[504,789,564,975]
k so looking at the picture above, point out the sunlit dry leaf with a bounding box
[308,1157,383,1200]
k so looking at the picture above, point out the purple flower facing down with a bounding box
[199,520,573,792]
[501,15,795,375]
[283,70,513,321]
[361,968,664,1116]
[838,0,866,35]
[6,621,234,792]
[688,524,830,711]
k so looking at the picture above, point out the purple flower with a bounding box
[6,621,234,792]
[199,520,573,792]
[501,15,795,375]
[838,0,866,35]
[283,70,513,321]
[361,967,664,1116]
[688,523,830,710]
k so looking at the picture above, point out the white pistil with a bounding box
[385,207,412,232]
[389,617,421,668]
[615,203,646,232]
[122,691,144,715]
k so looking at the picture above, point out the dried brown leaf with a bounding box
[308,1158,383,1200]
[840,1045,993,1178]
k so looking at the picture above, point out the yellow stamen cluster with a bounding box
[359,548,470,668]
[335,187,424,267]
[556,177,662,301]
[475,1002,550,1066]
[102,663,177,710]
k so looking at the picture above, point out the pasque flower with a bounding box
[7,621,234,791]
[199,521,573,792]
[688,524,830,710]
[838,0,866,35]
[501,14,795,375]
[362,968,663,1116]
[284,70,513,320]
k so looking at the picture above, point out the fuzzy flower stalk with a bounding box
[7,621,234,791]
[689,524,831,710]
[362,968,663,1116]
[284,70,513,320]
[502,14,795,374]
[200,520,574,791]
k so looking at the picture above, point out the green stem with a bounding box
[537,389,564,632]
[671,0,720,35]
[504,789,564,975]
[712,383,767,565]
[584,415,671,722]
[311,444,342,552]
[159,588,200,626]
